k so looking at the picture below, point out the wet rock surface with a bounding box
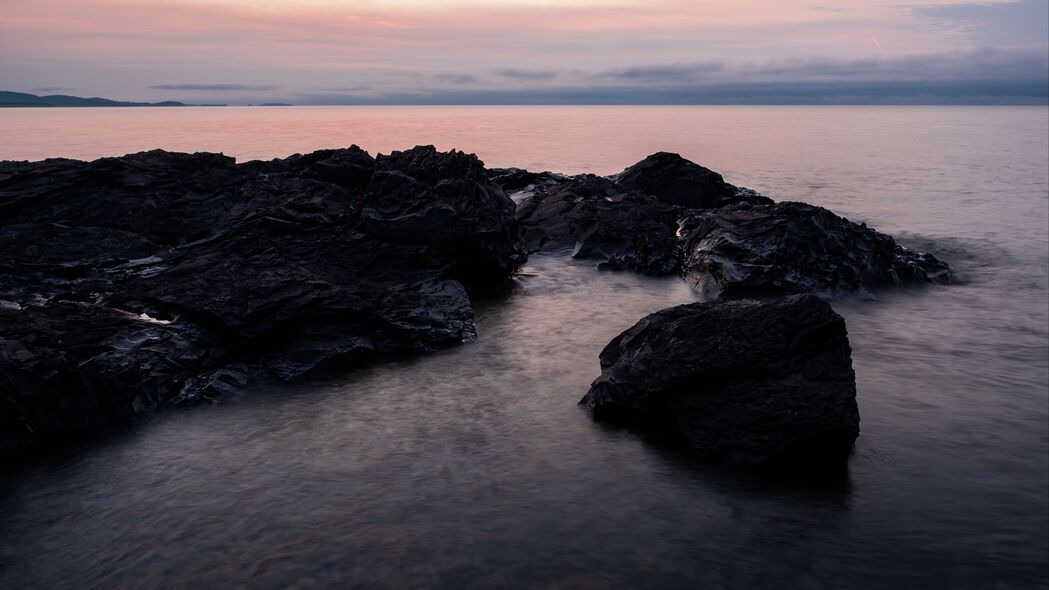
[0,146,525,459]
[499,153,950,295]
[505,154,767,275]
[679,201,953,300]
[513,176,683,275]
[580,294,861,468]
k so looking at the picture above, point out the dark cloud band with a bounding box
[149,84,279,91]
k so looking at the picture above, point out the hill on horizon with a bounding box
[0,90,222,107]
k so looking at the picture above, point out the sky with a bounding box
[1,0,1047,104]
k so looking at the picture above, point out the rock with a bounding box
[246,146,376,191]
[512,154,771,275]
[613,152,772,209]
[0,302,213,455]
[510,153,949,296]
[0,146,952,464]
[679,201,952,300]
[362,146,526,289]
[580,294,860,468]
[488,167,569,196]
[515,176,682,275]
[0,145,526,460]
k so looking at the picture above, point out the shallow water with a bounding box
[1,106,1047,588]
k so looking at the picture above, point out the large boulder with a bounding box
[679,201,952,300]
[580,294,860,468]
[0,145,526,460]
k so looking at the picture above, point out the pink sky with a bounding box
[1,0,1046,103]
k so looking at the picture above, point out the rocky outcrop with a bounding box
[580,294,860,468]
[679,201,952,300]
[504,153,950,296]
[508,155,768,275]
[1,146,952,464]
[0,146,526,460]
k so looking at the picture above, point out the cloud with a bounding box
[577,47,1047,87]
[494,68,558,80]
[284,78,1049,106]
[30,86,73,93]
[810,5,854,14]
[907,0,1049,45]
[596,62,725,81]
[2,0,1045,104]
[149,84,279,91]
[746,46,1049,82]
[315,85,373,93]
[288,46,1046,104]
[433,73,479,84]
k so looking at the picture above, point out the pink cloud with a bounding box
[1,0,1041,102]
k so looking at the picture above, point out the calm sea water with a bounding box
[1,106,1047,588]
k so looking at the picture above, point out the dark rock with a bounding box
[515,176,682,275]
[0,302,213,455]
[0,145,526,460]
[679,201,952,300]
[510,153,949,296]
[613,152,772,209]
[580,294,860,468]
[488,167,568,196]
[245,146,376,192]
[512,154,774,275]
[0,146,952,465]
[362,146,526,289]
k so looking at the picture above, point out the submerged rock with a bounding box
[0,145,525,460]
[581,294,860,468]
[679,201,952,300]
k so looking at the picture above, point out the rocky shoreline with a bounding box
[1,147,950,468]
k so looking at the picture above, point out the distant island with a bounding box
[0,91,228,108]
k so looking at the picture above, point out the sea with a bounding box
[1,105,1047,588]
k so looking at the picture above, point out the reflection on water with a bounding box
[0,106,1046,588]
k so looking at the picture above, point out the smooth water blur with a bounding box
[1,106,1047,588]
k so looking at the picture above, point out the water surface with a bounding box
[1,106,1047,588]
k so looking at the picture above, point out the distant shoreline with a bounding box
[0,90,240,108]
[0,104,230,108]
[4,89,1048,108]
